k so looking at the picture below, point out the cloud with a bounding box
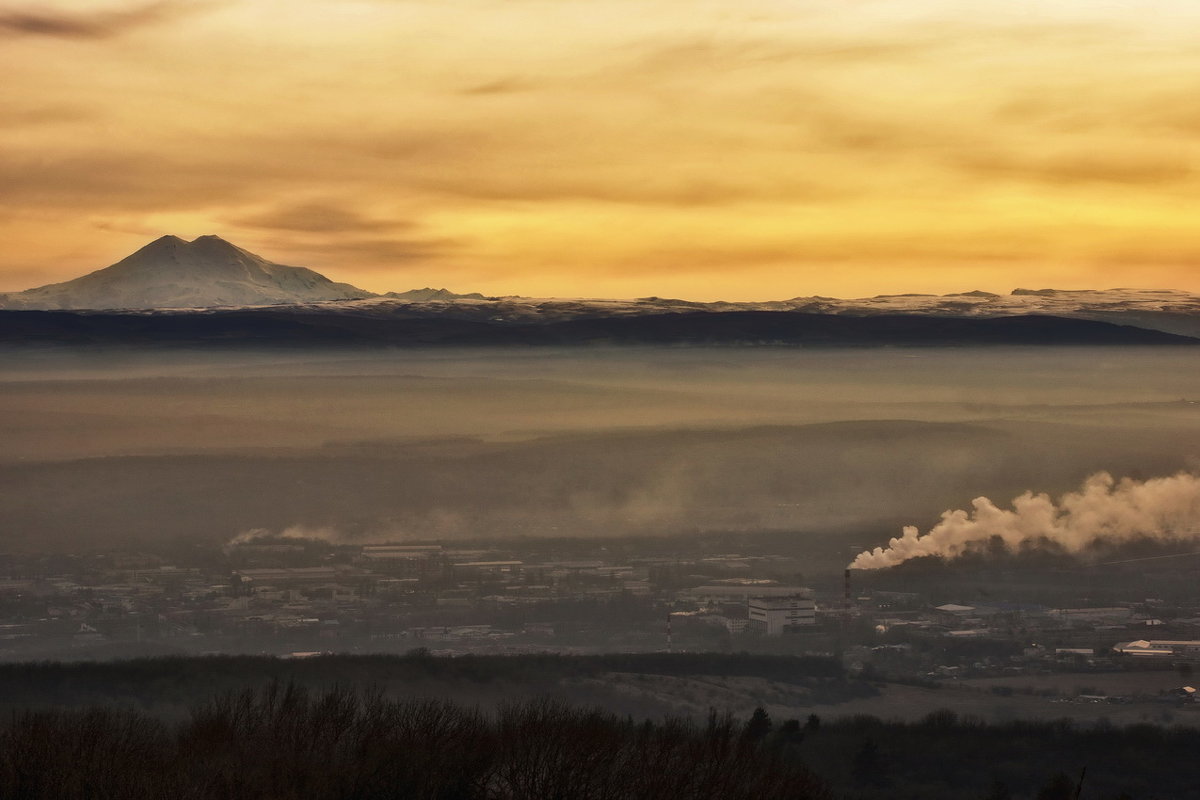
[620,20,1128,81]
[0,103,93,127]
[0,151,266,212]
[225,525,343,548]
[851,472,1200,569]
[958,151,1192,186]
[279,235,464,269]
[0,1,212,40]
[459,77,538,96]
[629,35,931,77]
[5,0,1200,297]
[411,173,832,207]
[602,235,1048,278]
[228,201,408,234]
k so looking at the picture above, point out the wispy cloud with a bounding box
[459,77,538,96]
[4,0,1200,298]
[281,235,465,271]
[228,201,408,234]
[0,1,210,40]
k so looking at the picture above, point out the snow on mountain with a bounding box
[387,288,1200,335]
[0,235,375,310]
[776,288,1200,337]
[4,234,1200,338]
[275,288,1200,335]
[131,285,1200,339]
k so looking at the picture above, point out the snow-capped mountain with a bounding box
[0,235,375,310]
[4,234,1200,338]
[264,287,1200,337]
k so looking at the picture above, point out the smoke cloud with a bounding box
[850,471,1200,569]
[224,525,342,549]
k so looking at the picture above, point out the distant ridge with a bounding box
[2,307,1193,349]
[0,235,375,310]
[5,235,1200,340]
[384,287,487,302]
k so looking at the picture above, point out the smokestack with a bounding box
[843,568,851,610]
[849,471,1200,570]
[666,613,672,652]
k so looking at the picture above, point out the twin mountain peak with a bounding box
[2,235,1194,320]
[0,235,477,311]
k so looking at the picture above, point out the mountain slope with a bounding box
[0,235,375,310]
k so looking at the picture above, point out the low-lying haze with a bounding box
[4,346,1200,558]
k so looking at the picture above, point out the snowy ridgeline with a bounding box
[4,236,1200,338]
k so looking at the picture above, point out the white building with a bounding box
[360,545,442,561]
[1113,639,1200,659]
[748,595,816,636]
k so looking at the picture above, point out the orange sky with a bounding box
[3,0,1200,300]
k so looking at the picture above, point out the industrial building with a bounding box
[1112,639,1200,659]
[747,595,816,636]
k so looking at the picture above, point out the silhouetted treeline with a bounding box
[0,652,844,714]
[1,688,1192,799]
[0,655,1194,798]
[793,709,1200,799]
[0,684,830,800]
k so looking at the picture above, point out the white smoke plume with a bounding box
[850,472,1200,570]
[224,525,342,549]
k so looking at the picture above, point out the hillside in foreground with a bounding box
[0,654,1194,800]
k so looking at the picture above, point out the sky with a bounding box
[3,0,1200,300]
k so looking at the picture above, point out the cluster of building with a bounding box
[0,541,1194,677]
[0,544,822,658]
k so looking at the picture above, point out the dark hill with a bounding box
[0,308,1194,348]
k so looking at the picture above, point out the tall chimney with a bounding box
[844,568,851,610]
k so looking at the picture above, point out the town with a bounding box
[0,534,1196,691]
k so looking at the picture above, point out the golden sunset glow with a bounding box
[5,0,1200,299]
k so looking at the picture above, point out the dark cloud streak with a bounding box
[460,78,538,96]
[958,151,1192,186]
[229,202,410,234]
[291,235,463,267]
[0,1,212,40]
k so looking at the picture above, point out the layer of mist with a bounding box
[3,346,1200,555]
